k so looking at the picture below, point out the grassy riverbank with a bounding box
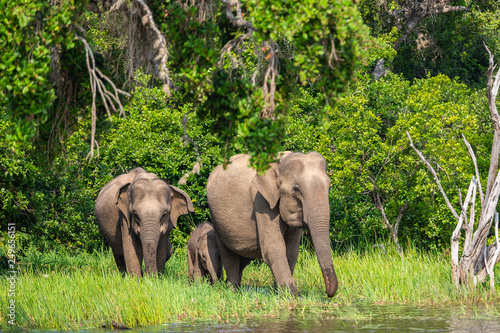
[2,246,500,330]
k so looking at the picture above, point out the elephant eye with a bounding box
[292,184,302,195]
[162,211,169,219]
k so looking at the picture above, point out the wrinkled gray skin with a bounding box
[207,152,338,297]
[95,167,194,276]
[187,222,223,284]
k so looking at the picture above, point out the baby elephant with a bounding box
[187,222,222,284]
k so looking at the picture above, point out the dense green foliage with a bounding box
[158,0,373,169]
[393,8,500,86]
[329,73,490,249]
[358,0,500,86]
[1,0,499,265]
[0,0,84,147]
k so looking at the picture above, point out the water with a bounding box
[86,305,500,333]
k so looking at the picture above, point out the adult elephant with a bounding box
[95,167,194,276]
[206,152,338,297]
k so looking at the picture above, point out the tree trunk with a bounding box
[371,180,407,257]
[391,1,471,50]
[407,44,500,288]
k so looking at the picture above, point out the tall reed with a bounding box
[1,245,499,330]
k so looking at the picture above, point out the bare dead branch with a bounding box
[463,177,477,253]
[218,0,282,118]
[76,34,129,159]
[323,34,340,70]
[484,42,500,216]
[219,0,278,118]
[490,213,500,289]
[219,31,251,69]
[413,43,500,287]
[450,177,476,286]
[218,0,255,64]
[407,131,459,220]
[435,5,471,14]
[467,169,500,268]
[485,45,500,123]
[109,0,125,11]
[257,41,279,118]
[370,178,403,256]
[394,200,409,240]
[462,134,484,206]
[484,212,500,290]
[221,0,256,31]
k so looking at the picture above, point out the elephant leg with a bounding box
[120,219,143,277]
[202,264,211,282]
[112,252,127,274]
[187,248,196,281]
[284,227,303,276]
[215,232,243,289]
[207,269,217,284]
[206,254,226,285]
[194,253,204,280]
[156,233,172,275]
[239,257,251,278]
[260,240,297,295]
[254,196,298,295]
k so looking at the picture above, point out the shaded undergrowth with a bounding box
[1,246,500,330]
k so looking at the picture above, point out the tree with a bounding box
[359,1,500,85]
[359,0,472,49]
[0,0,85,150]
[329,73,484,253]
[0,0,373,169]
[408,45,500,288]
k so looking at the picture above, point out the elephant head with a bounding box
[253,151,338,297]
[116,172,193,275]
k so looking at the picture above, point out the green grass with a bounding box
[2,245,500,330]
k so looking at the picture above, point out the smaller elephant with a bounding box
[95,167,194,276]
[187,222,222,284]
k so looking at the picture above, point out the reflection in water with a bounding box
[446,316,500,333]
[79,305,500,333]
[149,316,500,333]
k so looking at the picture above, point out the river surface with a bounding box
[69,305,500,333]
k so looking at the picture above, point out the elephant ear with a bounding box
[277,151,293,160]
[251,151,292,209]
[116,183,131,227]
[169,185,194,229]
[252,163,280,210]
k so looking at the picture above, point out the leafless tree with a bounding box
[407,44,500,288]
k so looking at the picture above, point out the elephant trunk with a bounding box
[141,221,160,276]
[304,197,338,298]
